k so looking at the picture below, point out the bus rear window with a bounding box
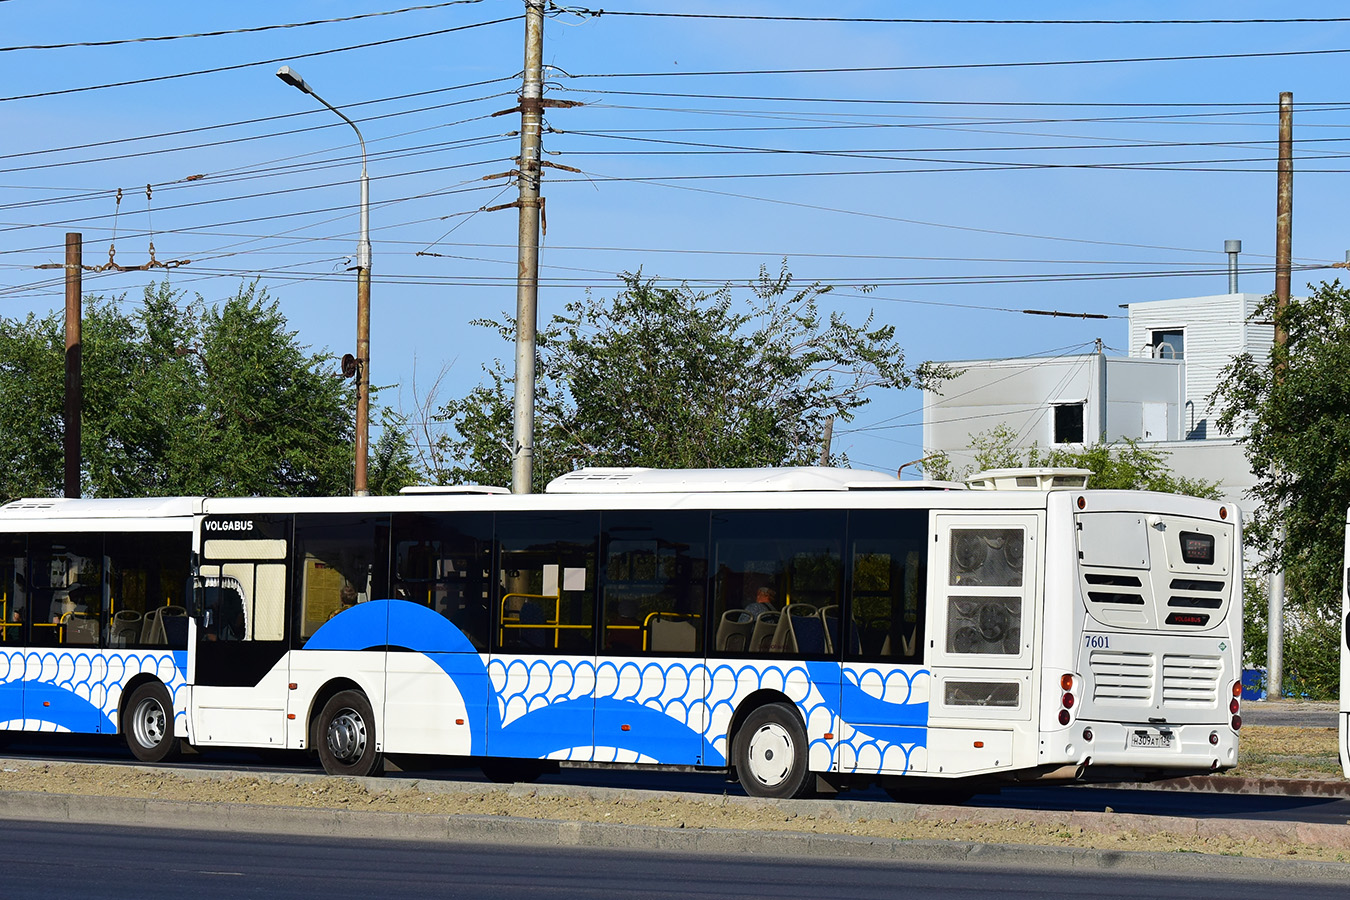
[1179,532,1215,566]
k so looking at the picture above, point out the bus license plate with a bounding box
[1128,731,1172,750]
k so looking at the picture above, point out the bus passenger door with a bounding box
[837,508,930,778]
[924,514,1039,777]
[192,518,292,748]
[489,513,600,763]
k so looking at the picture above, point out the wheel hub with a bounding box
[132,698,166,748]
[327,708,367,762]
[746,722,793,787]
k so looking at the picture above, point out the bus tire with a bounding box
[124,682,180,763]
[316,690,383,777]
[733,703,812,799]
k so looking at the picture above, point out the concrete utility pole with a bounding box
[511,0,546,494]
[1269,91,1293,700]
[64,232,81,499]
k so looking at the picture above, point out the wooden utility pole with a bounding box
[1268,91,1293,700]
[63,232,82,499]
[511,0,545,494]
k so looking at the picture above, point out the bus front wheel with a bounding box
[316,690,383,777]
[124,682,181,763]
[733,703,812,799]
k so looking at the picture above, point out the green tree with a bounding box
[925,423,1222,498]
[1212,281,1350,699]
[367,409,422,496]
[436,267,944,489]
[0,281,358,501]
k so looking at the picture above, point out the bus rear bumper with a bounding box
[1043,720,1239,774]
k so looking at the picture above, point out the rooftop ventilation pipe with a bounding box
[1225,239,1241,293]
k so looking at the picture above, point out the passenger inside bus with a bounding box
[744,586,778,613]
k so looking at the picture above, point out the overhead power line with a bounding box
[0,78,515,164]
[558,8,1350,26]
[0,14,522,104]
[562,46,1350,79]
[0,1,488,52]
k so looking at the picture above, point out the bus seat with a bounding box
[817,605,840,653]
[862,617,889,656]
[140,605,186,645]
[791,609,828,655]
[140,607,164,645]
[63,614,99,645]
[647,613,696,654]
[109,609,141,647]
[768,612,796,654]
[749,611,780,653]
[162,607,189,648]
[716,609,754,652]
[516,600,549,649]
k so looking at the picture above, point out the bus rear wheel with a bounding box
[124,682,181,763]
[316,690,383,777]
[733,703,812,799]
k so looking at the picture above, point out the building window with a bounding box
[1150,329,1184,360]
[1053,402,1085,444]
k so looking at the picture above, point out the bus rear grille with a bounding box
[1161,654,1222,705]
[1089,649,1153,703]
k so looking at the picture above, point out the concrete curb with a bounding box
[1127,774,1350,800]
[1,777,1349,881]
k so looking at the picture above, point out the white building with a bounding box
[923,292,1279,515]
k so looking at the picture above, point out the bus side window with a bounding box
[292,513,391,643]
[495,512,599,655]
[600,511,708,656]
[391,512,494,652]
[944,527,1025,657]
[106,532,191,649]
[0,534,25,646]
[710,510,845,658]
[845,509,927,664]
[28,534,104,649]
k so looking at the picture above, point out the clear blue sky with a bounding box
[2,1,1347,477]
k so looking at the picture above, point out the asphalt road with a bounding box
[3,818,1345,900]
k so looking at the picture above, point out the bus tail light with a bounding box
[1058,675,1077,727]
[1230,680,1242,731]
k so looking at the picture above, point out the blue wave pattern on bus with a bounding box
[0,649,189,733]
[308,600,927,771]
[834,665,929,773]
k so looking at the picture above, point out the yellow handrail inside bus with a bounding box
[639,611,700,652]
[500,591,589,650]
[0,591,13,640]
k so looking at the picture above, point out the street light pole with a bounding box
[277,65,372,496]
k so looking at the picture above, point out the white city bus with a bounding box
[1341,513,1350,778]
[0,467,1243,799]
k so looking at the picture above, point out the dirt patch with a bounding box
[1231,726,1341,779]
[2,759,1348,865]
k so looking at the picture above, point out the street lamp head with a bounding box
[275,65,312,95]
